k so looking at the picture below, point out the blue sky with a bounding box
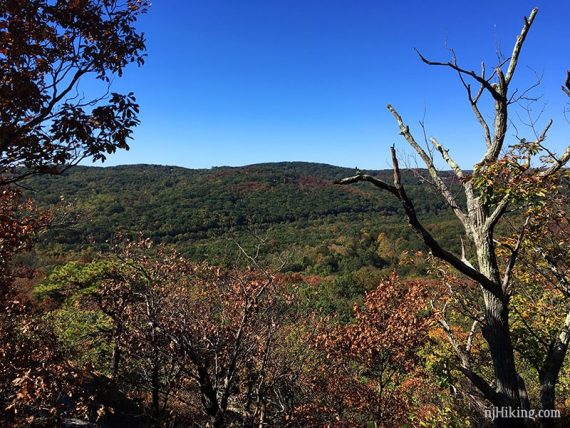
[99,0,570,170]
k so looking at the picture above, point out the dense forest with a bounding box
[1,2,570,428]
[26,163,461,272]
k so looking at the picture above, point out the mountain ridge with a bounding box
[25,162,461,272]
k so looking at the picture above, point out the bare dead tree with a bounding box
[336,8,570,427]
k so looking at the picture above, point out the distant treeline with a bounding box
[24,162,463,272]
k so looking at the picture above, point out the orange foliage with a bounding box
[0,187,51,291]
[299,274,439,427]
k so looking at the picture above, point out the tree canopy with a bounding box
[0,0,147,185]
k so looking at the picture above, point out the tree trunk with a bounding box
[151,357,161,419]
[196,365,225,428]
[539,336,568,428]
[480,290,519,405]
[539,372,557,428]
[111,337,121,380]
[476,233,527,427]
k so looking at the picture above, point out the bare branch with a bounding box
[334,174,398,196]
[470,88,493,148]
[415,49,503,101]
[466,320,479,354]
[438,316,503,406]
[504,8,539,85]
[538,146,570,178]
[533,246,570,295]
[387,104,470,228]
[457,366,507,407]
[446,52,494,150]
[460,238,475,269]
[419,113,435,161]
[530,117,553,155]
[508,69,542,105]
[438,316,470,367]
[336,146,501,295]
[485,195,510,232]
[430,137,465,181]
[18,64,93,135]
[391,147,501,295]
[501,216,530,294]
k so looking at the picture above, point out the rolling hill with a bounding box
[24,162,462,273]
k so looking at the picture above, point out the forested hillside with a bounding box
[3,3,569,427]
[26,162,462,272]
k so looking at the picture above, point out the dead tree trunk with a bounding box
[337,7,570,426]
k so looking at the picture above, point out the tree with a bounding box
[336,8,570,427]
[0,187,51,290]
[36,239,312,426]
[158,265,299,427]
[0,2,149,424]
[509,190,570,425]
[0,0,148,185]
[304,275,441,427]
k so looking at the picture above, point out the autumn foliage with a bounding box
[27,241,312,426]
[0,0,147,184]
[0,187,51,290]
[295,275,442,427]
[9,237,461,427]
[2,3,570,427]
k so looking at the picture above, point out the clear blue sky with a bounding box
[100,0,570,170]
